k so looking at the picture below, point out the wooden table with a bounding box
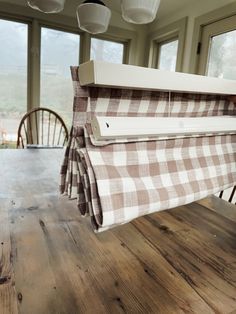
[1,149,236,314]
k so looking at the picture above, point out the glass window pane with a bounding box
[40,27,80,126]
[207,30,236,80]
[91,38,124,64]
[158,39,178,72]
[0,19,28,148]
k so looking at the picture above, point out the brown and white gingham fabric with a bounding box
[60,66,236,232]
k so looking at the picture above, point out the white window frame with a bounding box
[197,15,236,76]
[189,2,236,74]
[89,25,133,65]
[155,36,179,71]
[90,36,127,64]
[147,17,187,72]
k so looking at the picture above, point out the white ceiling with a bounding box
[103,0,200,19]
[1,0,235,23]
[1,0,199,20]
[102,0,197,16]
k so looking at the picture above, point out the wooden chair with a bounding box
[17,107,69,148]
[218,186,236,204]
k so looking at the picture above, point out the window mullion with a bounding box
[28,19,40,111]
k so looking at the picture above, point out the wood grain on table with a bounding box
[0,149,236,314]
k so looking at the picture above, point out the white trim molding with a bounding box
[79,60,236,95]
[92,116,236,140]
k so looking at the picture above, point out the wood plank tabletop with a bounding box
[0,149,236,314]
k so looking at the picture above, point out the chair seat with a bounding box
[26,144,64,149]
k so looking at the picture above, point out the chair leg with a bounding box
[219,190,224,199]
[228,186,236,203]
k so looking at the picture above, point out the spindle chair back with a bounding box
[17,107,69,148]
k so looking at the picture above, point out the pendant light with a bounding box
[121,0,161,24]
[27,0,65,13]
[77,0,111,34]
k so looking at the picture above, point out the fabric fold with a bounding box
[74,123,236,232]
[60,66,236,232]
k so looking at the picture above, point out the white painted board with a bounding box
[91,116,236,140]
[78,60,236,95]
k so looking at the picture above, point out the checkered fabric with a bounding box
[60,66,236,232]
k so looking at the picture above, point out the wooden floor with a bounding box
[1,150,236,314]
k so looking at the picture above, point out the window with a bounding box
[207,30,236,80]
[90,38,124,64]
[157,39,179,72]
[40,27,80,126]
[198,15,236,79]
[0,19,28,148]
[148,18,186,71]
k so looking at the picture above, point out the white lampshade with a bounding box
[27,0,65,13]
[77,1,111,34]
[121,0,160,24]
